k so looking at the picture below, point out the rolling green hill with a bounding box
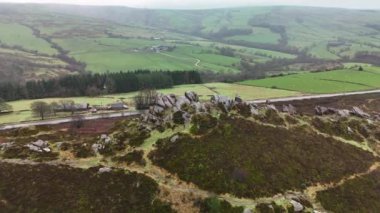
[0,4,379,81]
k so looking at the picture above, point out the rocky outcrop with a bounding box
[282,104,297,115]
[211,95,235,112]
[185,91,199,102]
[98,167,112,174]
[315,106,337,115]
[92,134,113,153]
[290,200,304,212]
[143,91,206,127]
[25,140,51,153]
[315,105,372,119]
[266,104,278,112]
[351,106,370,118]
[0,142,14,150]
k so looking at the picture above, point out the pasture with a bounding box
[0,22,57,55]
[240,67,380,94]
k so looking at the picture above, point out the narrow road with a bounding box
[0,111,141,131]
[158,52,201,67]
[248,89,380,104]
[1,89,379,130]
[195,59,201,67]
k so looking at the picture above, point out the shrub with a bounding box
[150,117,375,198]
[173,111,186,125]
[190,113,218,135]
[72,143,95,158]
[0,163,173,212]
[199,197,244,213]
[112,150,146,166]
[317,169,380,213]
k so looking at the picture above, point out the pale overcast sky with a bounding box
[0,0,379,9]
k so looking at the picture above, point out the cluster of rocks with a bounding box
[92,134,113,153]
[25,139,51,153]
[0,142,14,151]
[282,104,297,115]
[142,91,206,126]
[315,105,370,118]
[211,95,263,115]
[246,194,314,213]
[98,167,112,174]
[142,92,301,127]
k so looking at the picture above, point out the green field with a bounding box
[240,66,380,94]
[0,83,299,124]
[226,27,281,44]
[0,4,379,80]
[0,22,57,55]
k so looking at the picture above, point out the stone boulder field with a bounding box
[1,91,380,212]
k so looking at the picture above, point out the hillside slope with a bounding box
[0,4,379,80]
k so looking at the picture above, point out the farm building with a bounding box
[55,103,89,112]
[109,102,128,110]
[151,45,176,53]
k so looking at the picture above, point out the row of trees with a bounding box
[30,100,85,120]
[0,70,202,101]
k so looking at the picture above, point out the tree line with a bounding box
[0,70,202,101]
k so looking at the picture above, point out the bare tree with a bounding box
[59,99,76,115]
[134,89,158,110]
[30,101,51,120]
[50,101,59,116]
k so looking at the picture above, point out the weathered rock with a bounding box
[151,105,165,115]
[175,96,191,110]
[315,106,337,115]
[337,109,351,117]
[98,167,112,174]
[156,96,166,108]
[192,102,206,113]
[162,96,174,108]
[266,104,277,111]
[250,107,259,115]
[100,134,112,144]
[170,135,179,143]
[185,91,199,102]
[25,139,51,153]
[211,95,235,111]
[0,142,14,150]
[351,107,370,118]
[290,200,304,212]
[91,143,104,153]
[282,104,297,114]
[315,106,327,115]
[235,96,243,103]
